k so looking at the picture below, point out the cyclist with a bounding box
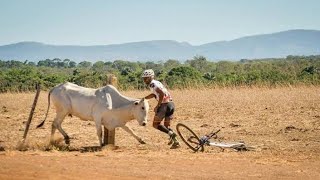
[142,69,180,149]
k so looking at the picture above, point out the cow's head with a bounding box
[133,98,149,126]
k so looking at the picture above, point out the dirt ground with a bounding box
[1,87,320,179]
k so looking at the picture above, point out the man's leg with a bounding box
[164,102,180,148]
[154,103,179,148]
[164,118,171,128]
[153,115,169,133]
[153,104,171,134]
[165,117,180,147]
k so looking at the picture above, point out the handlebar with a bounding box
[199,129,221,146]
[208,129,220,138]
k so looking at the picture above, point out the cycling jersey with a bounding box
[149,80,173,103]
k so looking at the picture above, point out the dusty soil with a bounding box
[1,87,320,179]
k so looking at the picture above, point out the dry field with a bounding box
[0,86,320,179]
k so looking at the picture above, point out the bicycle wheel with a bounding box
[176,123,204,152]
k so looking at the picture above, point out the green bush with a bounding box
[0,55,320,92]
[165,66,203,88]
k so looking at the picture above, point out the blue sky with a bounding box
[0,0,319,46]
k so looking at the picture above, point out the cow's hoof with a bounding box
[65,139,70,145]
[139,140,146,144]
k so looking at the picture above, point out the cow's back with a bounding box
[100,85,137,108]
[50,82,104,120]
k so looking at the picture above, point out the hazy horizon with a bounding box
[1,0,320,46]
[1,29,318,47]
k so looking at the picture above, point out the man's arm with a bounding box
[145,93,156,99]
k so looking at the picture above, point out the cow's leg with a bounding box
[50,121,57,144]
[121,125,146,144]
[94,116,103,146]
[52,111,69,145]
[96,121,103,147]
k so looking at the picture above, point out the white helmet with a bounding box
[142,69,154,78]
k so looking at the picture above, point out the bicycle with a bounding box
[176,123,249,152]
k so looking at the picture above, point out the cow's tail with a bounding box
[36,89,53,128]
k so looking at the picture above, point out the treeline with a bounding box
[0,55,320,92]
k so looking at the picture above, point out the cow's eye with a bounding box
[141,107,145,110]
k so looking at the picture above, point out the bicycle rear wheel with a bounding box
[176,123,204,152]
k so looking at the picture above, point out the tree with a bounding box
[27,62,36,66]
[69,61,77,68]
[63,59,71,68]
[165,66,202,88]
[78,61,92,68]
[164,59,181,70]
[92,61,105,71]
[186,55,210,72]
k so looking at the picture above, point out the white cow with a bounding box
[37,82,149,146]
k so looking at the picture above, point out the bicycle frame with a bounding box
[176,123,247,152]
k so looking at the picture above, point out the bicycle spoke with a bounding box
[176,123,204,152]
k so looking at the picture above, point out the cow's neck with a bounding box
[111,104,135,122]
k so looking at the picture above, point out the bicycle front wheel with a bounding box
[176,123,204,152]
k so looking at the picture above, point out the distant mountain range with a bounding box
[0,29,319,62]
